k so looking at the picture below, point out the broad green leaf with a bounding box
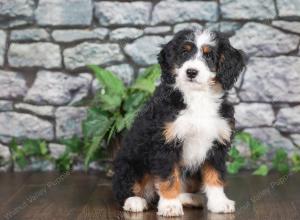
[9,139,28,169]
[88,65,125,96]
[235,132,267,160]
[99,94,122,112]
[23,139,40,155]
[227,161,244,174]
[227,155,245,174]
[291,153,300,172]
[124,110,139,129]
[273,148,288,162]
[123,93,146,112]
[276,163,289,174]
[60,137,82,153]
[84,133,106,168]
[115,115,126,132]
[15,152,28,168]
[132,64,161,93]
[131,78,157,93]
[228,146,240,158]
[138,64,161,82]
[83,108,113,168]
[234,132,252,144]
[291,153,300,165]
[39,141,48,155]
[291,165,300,172]
[249,139,267,160]
[13,148,27,169]
[272,148,289,174]
[9,139,18,152]
[56,153,73,172]
[107,123,116,143]
[253,165,269,176]
[82,108,111,139]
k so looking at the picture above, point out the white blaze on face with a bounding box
[175,30,216,91]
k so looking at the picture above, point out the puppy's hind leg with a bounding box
[112,159,148,212]
[123,174,157,212]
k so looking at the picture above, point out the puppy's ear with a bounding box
[216,33,245,90]
[158,41,176,84]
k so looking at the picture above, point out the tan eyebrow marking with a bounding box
[202,45,212,54]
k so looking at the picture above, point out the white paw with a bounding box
[179,193,203,208]
[123,196,148,212]
[207,197,235,213]
[157,198,184,217]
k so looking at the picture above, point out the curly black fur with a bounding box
[112,29,245,206]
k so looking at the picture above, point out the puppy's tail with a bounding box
[112,157,137,206]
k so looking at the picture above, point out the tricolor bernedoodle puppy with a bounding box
[112,29,245,217]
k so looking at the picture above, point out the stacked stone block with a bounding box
[0,0,299,171]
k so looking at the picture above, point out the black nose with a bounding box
[186,68,198,79]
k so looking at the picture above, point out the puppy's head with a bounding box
[158,29,245,91]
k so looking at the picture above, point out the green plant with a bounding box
[228,131,300,176]
[6,64,300,176]
[8,137,84,172]
[272,148,289,174]
[228,132,268,175]
[291,153,300,172]
[55,137,83,172]
[234,132,268,160]
[82,64,161,168]
[9,139,50,169]
[252,164,269,176]
[227,146,246,174]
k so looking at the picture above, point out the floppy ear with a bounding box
[158,41,176,84]
[216,34,245,90]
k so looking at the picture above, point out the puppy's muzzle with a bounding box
[186,68,198,79]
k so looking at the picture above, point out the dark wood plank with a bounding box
[250,173,300,220]
[227,173,256,220]
[0,172,99,220]
[0,172,30,205]
[0,172,299,220]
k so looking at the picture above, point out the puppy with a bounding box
[112,29,245,217]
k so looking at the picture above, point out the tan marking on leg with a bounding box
[163,122,176,143]
[156,168,181,199]
[202,162,224,187]
[133,174,150,196]
[132,174,156,202]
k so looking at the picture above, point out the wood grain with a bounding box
[0,172,299,220]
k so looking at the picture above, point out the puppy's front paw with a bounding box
[207,197,235,213]
[157,198,184,217]
[123,196,148,212]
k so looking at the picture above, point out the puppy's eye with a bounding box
[181,43,193,54]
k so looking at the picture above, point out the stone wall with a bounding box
[0,0,300,171]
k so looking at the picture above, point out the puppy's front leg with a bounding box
[202,162,235,213]
[155,167,184,217]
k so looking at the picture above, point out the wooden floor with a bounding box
[0,172,299,220]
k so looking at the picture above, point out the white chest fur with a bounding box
[172,90,230,170]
